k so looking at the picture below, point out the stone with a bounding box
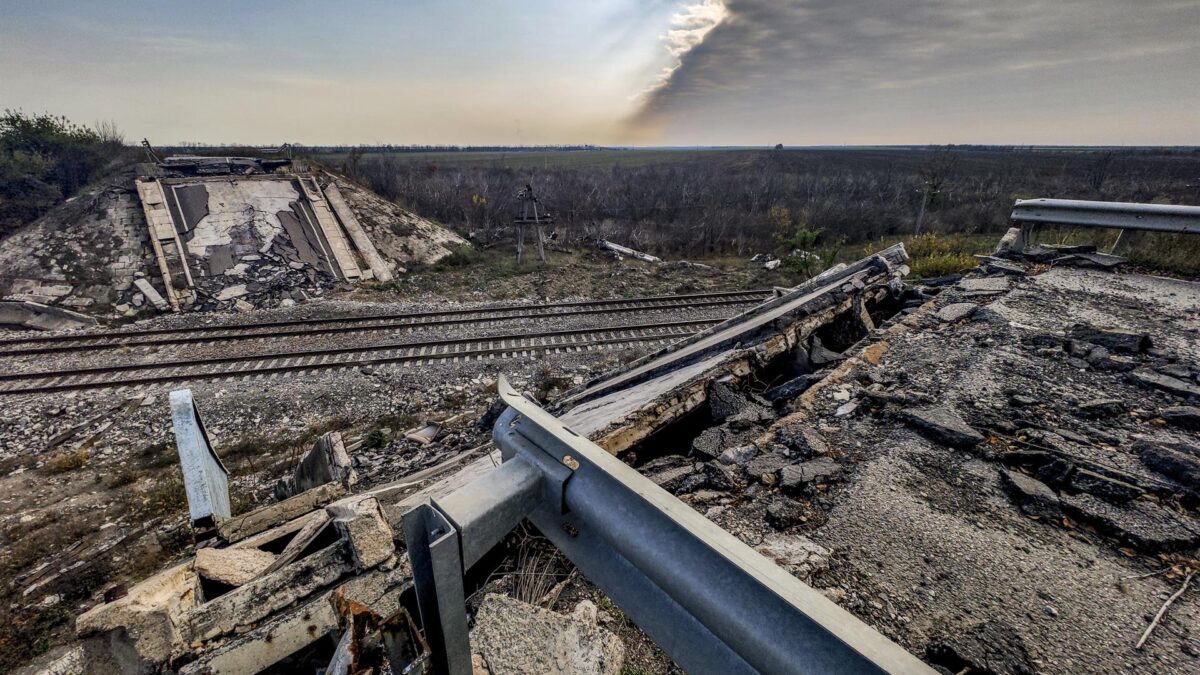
[901,406,985,448]
[809,336,845,366]
[470,594,624,675]
[765,497,807,529]
[690,425,740,460]
[772,426,831,459]
[753,533,830,581]
[717,444,757,466]
[1161,406,1200,431]
[779,457,842,491]
[1066,325,1151,354]
[700,462,742,491]
[1074,399,1125,418]
[1066,469,1143,504]
[326,495,396,571]
[999,469,1061,519]
[834,401,858,417]
[763,374,824,402]
[993,227,1024,256]
[957,277,1010,293]
[215,284,248,301]
[194,547,277,587]
[1129,369,1200,398]
[642,456,696,492]
[1135,439,1200,488]
[233,299,254,313]
[936,303,977,323]
[707,381,749,423]
[744,453,791,482]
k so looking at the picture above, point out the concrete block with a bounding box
[133,278,168,311]
[75,561,199,670]
[291,432,358,496]
[326,496,395,571]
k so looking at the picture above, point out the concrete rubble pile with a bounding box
[0,161,466,322]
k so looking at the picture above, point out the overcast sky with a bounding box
[2,0,1196,146]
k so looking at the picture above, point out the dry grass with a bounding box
[44,448,88,474]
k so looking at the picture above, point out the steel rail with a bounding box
[1011,198,1200,234]
[0,321,715,395]
[0,294,764,357]
[0,289,770,352]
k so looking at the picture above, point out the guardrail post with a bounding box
[169,389,230,534]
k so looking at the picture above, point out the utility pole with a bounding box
[514,183,553,264]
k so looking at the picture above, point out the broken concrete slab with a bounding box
[194,547,276,587]
[75,561,199,671]
[182,543,353,643]
[1135,439,1200,488]
[1059,493,1200,553]
[1161,406,1200,430]
[999,469,1061,519]
[0,300,98,331]
[471,594,625,675]
[282,431,358,498]
[217,482,345,543]
[1066,325,1151,354]
[744,453,792,483]
[1129,369,1200,399]
[936,303,977,323]
[779,457,842,491]
[901,406,986,449]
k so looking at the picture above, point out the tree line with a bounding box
[330,147,1200,258]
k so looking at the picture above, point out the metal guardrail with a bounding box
[1011,198,1200,234]
[403,376,934,675]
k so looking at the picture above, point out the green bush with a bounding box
[0,110,122,236]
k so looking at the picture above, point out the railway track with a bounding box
[0,290,770,356]
[0,319,719,395]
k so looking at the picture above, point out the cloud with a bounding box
[628,0,1200,140]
